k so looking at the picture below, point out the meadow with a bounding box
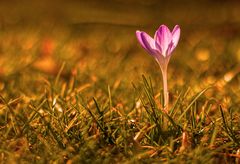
[1,0,240,163]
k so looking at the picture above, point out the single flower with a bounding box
[136,25,180,111]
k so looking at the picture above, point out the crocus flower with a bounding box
[136,25,180,111]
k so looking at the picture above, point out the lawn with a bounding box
[1,0,240,163]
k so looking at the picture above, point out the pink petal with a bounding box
[166,41,174,56]
[154,31,162,54]
[136,31,158,56]
[166,25,180,56]
[155,25,172,57]
[171,25,180,48]
[136,31,148,50]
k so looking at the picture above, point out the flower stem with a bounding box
[161,67,168,111]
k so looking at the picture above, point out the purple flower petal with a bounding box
[171,25,180,48]
[136,31,147,50]
[166,25,180,56]
[166,41,174,56]
[136,31,158,56]
[155,25,172,57]
[154,31,162,54]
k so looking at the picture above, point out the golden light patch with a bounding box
[195,48,210,61]
[224,72,234,82]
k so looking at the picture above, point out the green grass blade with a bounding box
[178,87,211,122]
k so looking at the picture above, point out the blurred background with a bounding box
[1,1,240,162]
[0,0,240,98]
[1,0,240,28]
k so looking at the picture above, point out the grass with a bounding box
[1,21,240,163]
